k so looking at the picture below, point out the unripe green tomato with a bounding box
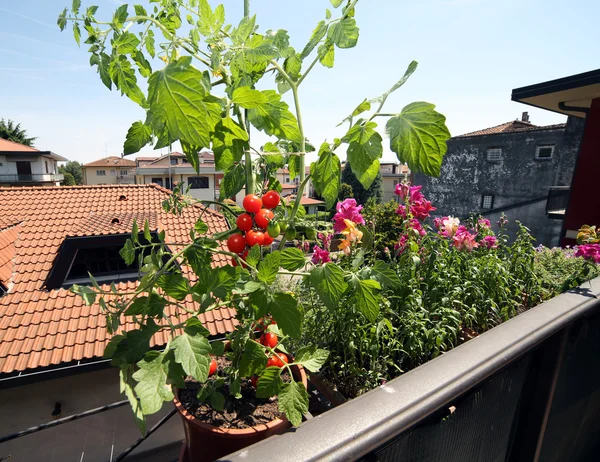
[285,227,296,240]
[279,222,288,232]
[267,221,280,238]
[305,227,317,240]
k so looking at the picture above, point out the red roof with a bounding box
[458,121,566,138]
[83,156,136,168]
[0,138,39,153]
[0,184,236,375]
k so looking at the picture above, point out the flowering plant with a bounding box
[62,0,451,432]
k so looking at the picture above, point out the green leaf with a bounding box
[109,55,146,106]
[231,14,256,44]
[294,346,329,373]
[256,366,284,399]
[210,392,225,411]
[124,294,167,317]
[134,50,152,78]
[195,266,239,299]
[170,330,211,383]
[300,21,327,59]
[198,0,214,35]
[352,278,381,322]
[219,163,246,199]
[317,40,334,68]
[57,8,67,31]
[386,102,451,177]
[249,289,269,319]
[338,99,371,127]
[330,0,344,7]
[239,340,268,377]
[245,244,261,268]
[210,340,225,356]
[120,367,146,434]
[248,90,301,143]
[89,52,112,89]
[284,53,302,80]
[120,238,136,265]
[72,0,81,15]
[280,248,306,271]
[146,57,221,148]
[70,284,97,305]
[104,335,125,359]
[327,18,359,49]
[370,260,401,289]
[133,351,174,414]
[143,219,152,242]
[263,143,285,168]
[278,381,309,426]
[145,29,155,58]
[73,23,81,46]
[124,121,152,155]
[134,5,147,17]
[382,60,418,99]
[310,263,347,309]
[258,251,280,284]
[231,34,278,78]
[184,246,212,275]
[311,144,341,209]
[212,117,248,172]
[232,86,268,109]
[114,32,140,55]
[269,293,303,339]
[288,154,301,180]
[344,121,383,189]
[157,273,190,301]
[113,4,129,29]
[194,218,209,235]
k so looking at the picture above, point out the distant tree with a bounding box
[338,182,354,201]
[62,172,76,186]
[0,119,37,147]
[59,161,83,185]
[341,162,383,205]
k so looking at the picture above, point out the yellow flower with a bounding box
[337,219,363,255]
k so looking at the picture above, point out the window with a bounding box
[170,158,178,165]
[536,145,554,160]
[120,169,129,175]
[285,177,290,183]
[151,177,163,187]
[66,246,138,283]
[110,169,116,176]
[486,148,502,162]
[165,177,171,190]
[96,170,106,176]
[189,176,209,189]
[481,194,494,209]
[45,160,49,174]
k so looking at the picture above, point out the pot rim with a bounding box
[173,363,307,435]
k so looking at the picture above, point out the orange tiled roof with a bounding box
[0,223,20,289]
[0,184,236,375]
[83,156,136,168]
[0,138,39,153]
[457,121,566,138]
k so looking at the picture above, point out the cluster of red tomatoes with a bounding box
[249,321,289,388]
[227,191,281,266]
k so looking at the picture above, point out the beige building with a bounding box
[381,162,410,203]
[0,138,65,186]
[82,156,136,185]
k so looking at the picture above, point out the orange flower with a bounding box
[338,219,363,255]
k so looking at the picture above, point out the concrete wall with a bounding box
[382,177,403,203]
[140,173,217,202]
[0,155,57,176]
[414,117,584,246]
[83,167,135,185]
[0,367,183,462]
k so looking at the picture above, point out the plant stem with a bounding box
[242,0,254,196]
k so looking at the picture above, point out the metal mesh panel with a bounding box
[363,355,531,462]
[539,314,600,462]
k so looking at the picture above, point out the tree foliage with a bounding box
[0,119,37,147]
[341,162,382,205]
[59,161,83,185]
[62,172,76,186]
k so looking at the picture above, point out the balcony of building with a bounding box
[0,173,64,184]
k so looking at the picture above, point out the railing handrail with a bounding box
[222,277,600,462]
[0,173,64,182]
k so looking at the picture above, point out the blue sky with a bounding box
[0,0,598,164]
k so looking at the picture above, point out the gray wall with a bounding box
[0,367,183,462]
[415,117,584,247]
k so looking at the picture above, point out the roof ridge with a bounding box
[0,184,153,191]
[0,138,39,151]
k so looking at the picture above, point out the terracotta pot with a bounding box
[174,362,308,462]
[308,372,347,407]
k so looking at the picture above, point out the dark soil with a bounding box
[179,356,290,429]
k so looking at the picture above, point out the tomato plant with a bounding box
[236,213,253,232]
[209,358,217,376]
[243,194,262,214]
[262,191,281,210]
[245,230,264,247]
[227,234,246,254]
[260,332,278,349]
[262,234,274,247]
[267,222,280,238]
[255,209,274,229]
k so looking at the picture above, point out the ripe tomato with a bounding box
[243,194,262,213]
[267,221,280,238]
[255,209,274,229]
[273,354,289,368]
[260,332,278,349]
[262,233,274,247]
[209,358,217,376]
[250,376,258,388]
[236,213,253,232]
[246,230,264,247]
[262,191,281,209]
[227,234,246,254]
[266,356,279,368]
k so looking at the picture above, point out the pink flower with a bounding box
[575,244,600,263]
[410,199,436,221]
[438,216,460,237]
[478,218,491,228]
[395,234,409,255]
[409,218,426,237]
[482,235,498,249]
[453,227,479,252]
[303,240,310,252]
[311,245,331,264]
[333,198,365,233]
[395,184,435,221]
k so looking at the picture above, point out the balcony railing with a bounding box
[225,277,600,462]
[0,173,64,183]
[546,186,570,218]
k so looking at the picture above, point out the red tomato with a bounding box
[227,234,246,254]
[260,332,278,349]
[255,209,274,230]
[233,249,249,267]
[273,354,289,368]
[250,376,258,388]
[209,358,217,376]
[262,191,281,210]
[243,194,262,213]
[262,233,274,247]
[236,213,253,232]
[246,230,264,247]
[266,356,279,368]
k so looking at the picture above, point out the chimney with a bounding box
[521,111,530,123]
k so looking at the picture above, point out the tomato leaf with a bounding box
[239,340,268,377]
[120,367,146,434]
[232,86,268,109]
[156,273,190,301]
[351,278,381,322]
[124,121,153,155]
[311,143,341,209]
[256,366,284,398]
[248,90,301,143]
[278,381,309,426]
[310,263,347,309]
[293,346,329,373]
[258,251,280,284]
[280,248,306,271]
[370,260,401,289]
[269,293,303,339]
[133,351,174,414]
[170,328,212,383]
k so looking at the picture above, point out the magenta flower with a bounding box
[482,235,498,249]
[395,234,409,255]
[575,244,600,263]
[410,199,436,221]
[409,218,426,237]
[311,245,331,264]
[395,184,435,221]
[453,227,479,252]
[333,198,365,233]
[478,218,491,228]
